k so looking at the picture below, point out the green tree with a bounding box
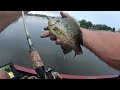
[79,19,114,31]
[92,24,112,31]
[78,19,87,28]
[86,21,93,29]
[112,27,115,32]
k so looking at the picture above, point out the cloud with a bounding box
[63,11,120,29]
[29,11,60,17]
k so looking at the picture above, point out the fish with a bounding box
[47,16,83,58]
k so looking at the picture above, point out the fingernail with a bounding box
[56,39,61,45]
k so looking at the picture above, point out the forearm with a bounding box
[0,11,29,33]
[81,28,120,70]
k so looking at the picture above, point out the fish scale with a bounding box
[48,16,83,58]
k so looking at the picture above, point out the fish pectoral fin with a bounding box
[53,27,65,36]
[61,45,72,55]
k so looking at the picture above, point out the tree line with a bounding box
[27,14,117,32]
[78,19,115,32]
[27,13,48,18]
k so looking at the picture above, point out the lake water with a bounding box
[0,16,119,75]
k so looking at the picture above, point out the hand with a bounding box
[40,11,70,45]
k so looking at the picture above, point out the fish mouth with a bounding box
[47,16,52,20]
[49,23,56,26]
[47,16,57,26]
[47,16,55,19]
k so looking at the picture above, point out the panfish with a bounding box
[47,16,83,58]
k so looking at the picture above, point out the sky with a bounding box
[29,11,120,30]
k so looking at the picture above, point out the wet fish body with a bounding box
[47,16,83,57]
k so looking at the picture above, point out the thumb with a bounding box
[60,11,70,18]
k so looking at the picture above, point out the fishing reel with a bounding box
[45,68,62,79]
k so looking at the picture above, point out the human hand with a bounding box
[40,11,70,45]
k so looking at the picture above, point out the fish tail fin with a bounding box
[73,46,83,59]
[73,53,77,60]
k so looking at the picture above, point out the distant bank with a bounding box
[26,13,48,18]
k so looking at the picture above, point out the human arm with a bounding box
[0,11,29,33]
[81,28,120,70]
[41,11,120,70]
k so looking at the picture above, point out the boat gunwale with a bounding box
[14,64,118,79]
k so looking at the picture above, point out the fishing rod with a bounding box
[22,11,33,49]
[21,11,48,79]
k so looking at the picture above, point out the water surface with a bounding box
[0,16,119,75]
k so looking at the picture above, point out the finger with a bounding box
[40,32,50,38]
[44,27,49,30]
[55,39,61,45]
[60,11,70,18]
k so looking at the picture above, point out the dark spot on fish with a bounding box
[56,20,60,23]
[53,27,58,31]
[64,24,68,28]
[65,24,70,30]
[70,32,72,37]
